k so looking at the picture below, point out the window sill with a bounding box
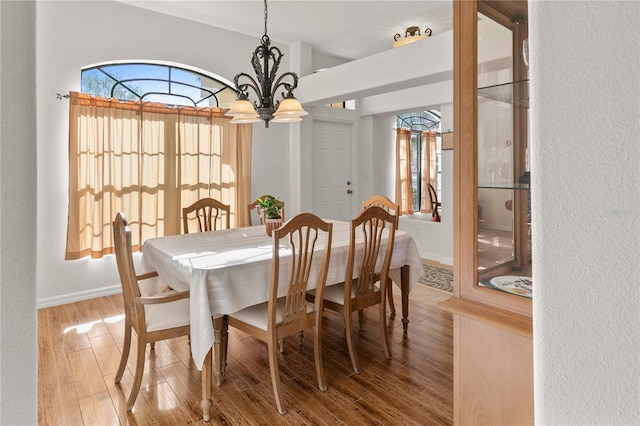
[400,213,441,223]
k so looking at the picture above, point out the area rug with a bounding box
[417,264,453,293]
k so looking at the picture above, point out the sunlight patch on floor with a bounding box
[63,314,124,334]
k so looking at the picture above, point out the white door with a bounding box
[312,120,352,221]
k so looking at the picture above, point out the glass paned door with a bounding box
[476,10,531,297]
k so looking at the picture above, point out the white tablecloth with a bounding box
[141,219,422,369]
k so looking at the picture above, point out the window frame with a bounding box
[81,60,237,108]
[397,111,442,212]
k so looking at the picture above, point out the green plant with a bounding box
[256,195,282,219]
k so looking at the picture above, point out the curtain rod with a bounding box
[393,127,446,135]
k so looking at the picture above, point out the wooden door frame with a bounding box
[453,0,532,317]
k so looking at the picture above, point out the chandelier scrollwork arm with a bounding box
[270,71,299,103]
[251,37,270,88]
[233,73,262,107]
[262,40,281,83]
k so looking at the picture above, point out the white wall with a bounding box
[250,124,291,203]
[531,1,640,424]
[0,2,37,424]
[371,115,397,200]
[36,1,292,306]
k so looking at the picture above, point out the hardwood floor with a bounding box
[38,285,452,425]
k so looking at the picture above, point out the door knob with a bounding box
[347,189,353,194]
[347,181,351,185]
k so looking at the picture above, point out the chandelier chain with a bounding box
[264,0,268,36]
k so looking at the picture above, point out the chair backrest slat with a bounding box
[346,206,396,298]
[183,198,231,233]
[269,213,332,328]
[361,194,399,230]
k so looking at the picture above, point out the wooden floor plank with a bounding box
[140,382,203,424]
[67,348,108,400]
[38,284,453,425]
[89,333,123,377]
[104,371,164,426]
[78,391,121,426]
[40,383,83,426]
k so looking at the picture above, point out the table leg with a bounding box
[201,349,212,421]
[401,264,410,333]
[213,316,227,386]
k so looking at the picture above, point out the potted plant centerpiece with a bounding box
[256,195,283,236]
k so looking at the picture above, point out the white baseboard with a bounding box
[418,251,453,266]
[37,284,122,309]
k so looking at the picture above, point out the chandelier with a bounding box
[393,26,433,48]
[225,0,307,127]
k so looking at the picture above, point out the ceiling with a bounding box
[117,1,453,61]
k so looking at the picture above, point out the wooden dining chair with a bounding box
[427,183,441,222]
[182,197,231,233]
[247,195,285,226]
[112,212,191,411]
[310,206,396,374]
[221,213,333,415]
[361,194,399,316]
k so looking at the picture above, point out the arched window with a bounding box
[396,110,442,213]
[66,61,253,260]
[81,61,237,108]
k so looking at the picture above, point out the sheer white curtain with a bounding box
[65,92,252,260]
[178,113,253,232]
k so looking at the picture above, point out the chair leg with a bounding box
[297,331,304,346]
[115,321,132,384]
[267,338,287,415]
[357,309,364,330]
[345,311,361,374]
[278,338,284,354]
[126,335,147,411]
[386,278,396,317]
[379,295,392,360]
[314,315,327,392]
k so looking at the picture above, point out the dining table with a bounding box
[141,219,423,421]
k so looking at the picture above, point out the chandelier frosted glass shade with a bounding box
[229,115,262,124]
[271,116,303,123]
[272,96,308,119]
[226,96,261,123]
[226,92,307,125]
[225,95,260,118]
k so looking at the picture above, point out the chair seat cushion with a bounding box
[145,298,190,332]
[319,283,350,305]
[229,298,315,331]
[313,282,381,305]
